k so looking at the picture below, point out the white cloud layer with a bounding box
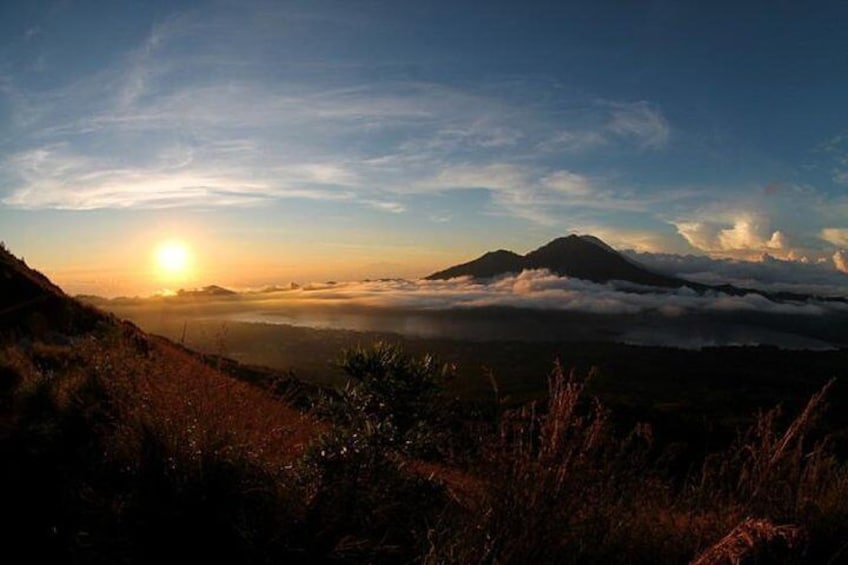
[821,228,848,247]
[834,250,848,274]
[674,217,788,256]
[170,269,846,317]
[103,268,848,349]
[625,250,848,295]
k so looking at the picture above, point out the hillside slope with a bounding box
[0,245,105,336]
[0,246,320,562]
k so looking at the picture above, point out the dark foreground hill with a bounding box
[0,247,321,561]
[0,245,105,337]
[427,234,691,287]
[2,245,848,563]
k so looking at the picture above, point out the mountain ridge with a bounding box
[0,244,106,336]
[426,234,693,288]
[426,235,848,305]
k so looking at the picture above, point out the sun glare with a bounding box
[155,241,191,279]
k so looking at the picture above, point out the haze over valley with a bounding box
[86,235,848,355]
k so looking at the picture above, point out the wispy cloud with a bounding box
[1,0,842,270]
[0,145,354,209]
[0,5,677,223]
[605,100,670,148]
[414,163,690,227]
[817,132,848,186]
[542,129,608,152]
[366,200,406,213]
[541,170,594,196]
[539,100,670,153]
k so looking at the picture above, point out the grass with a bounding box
[424,366,848,564]
[1,321,847,563]
[0,324,317,562]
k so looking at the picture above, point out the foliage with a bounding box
[318,341,456,458]
[297,342,454,559]
[1,327,847,563]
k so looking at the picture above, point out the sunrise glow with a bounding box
[155,241,190,280]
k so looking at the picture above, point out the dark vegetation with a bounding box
[3,245,848,562]
[101,314,848,451]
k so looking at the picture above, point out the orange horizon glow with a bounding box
[154,240,192,283]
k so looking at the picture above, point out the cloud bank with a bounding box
[109,269,844,319]
[99,269,848,349]
[278,270,846,316]
[624,250,848,295]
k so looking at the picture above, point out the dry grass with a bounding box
[1,327,847,563]
[686,378,848,563]
[104,336,316,470]
[0,324,321,562]
[691,517,807,565]
[10,329,317,475]
[425,365,848,564]
[424,364,676,564]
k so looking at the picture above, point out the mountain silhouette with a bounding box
[427,235,692,288]
[176,285,237,298]
[0,245,105,336]
[427,249,525,281]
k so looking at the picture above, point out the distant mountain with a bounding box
[427,235,693,288]
[176,285,238,298]
[426,249,525,281]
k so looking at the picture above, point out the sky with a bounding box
[1,0,848,296]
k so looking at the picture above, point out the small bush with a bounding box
[298,342,455,559]
[300,425,446,561]
[318,342,456,458]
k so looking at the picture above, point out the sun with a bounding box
[155,241,191,279]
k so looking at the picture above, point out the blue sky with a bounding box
[1,0,847,294]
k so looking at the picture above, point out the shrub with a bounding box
[318,341,455,458]
[299,342,454,559]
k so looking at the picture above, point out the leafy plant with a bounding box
[318,341,455,457]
